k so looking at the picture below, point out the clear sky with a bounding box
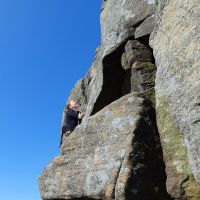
[0,1,101,199]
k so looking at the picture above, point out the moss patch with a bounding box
[156,95,200,199]
[131,62,156,106]
[143,88,156,107]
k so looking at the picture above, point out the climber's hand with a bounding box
[78,112,85,119]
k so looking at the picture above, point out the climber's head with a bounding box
[67,100,79,110]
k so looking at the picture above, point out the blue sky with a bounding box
[0,1,101,199]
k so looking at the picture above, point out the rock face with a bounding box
[121,40,156,106]
[62,0,156,126]
[155,96,200,199]
[100,0,155,55]
[150,0,200,199]
[39,93,169,200]
[39,0,200,199]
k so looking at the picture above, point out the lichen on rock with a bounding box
[151,0,200,186]
[156,95,200,199]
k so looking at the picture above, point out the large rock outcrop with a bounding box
[39,93,169,200]
[66,0,156,123]
[150,0,200,199]
[39,0,200,199]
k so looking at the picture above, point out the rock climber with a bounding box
[60,100,85,147]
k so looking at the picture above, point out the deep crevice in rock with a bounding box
[90,31,172,199]
[138,35,151,49]
[91,34,156,116]
[137,35,155,65]
[91,42,128,115]
[125,103,173,200]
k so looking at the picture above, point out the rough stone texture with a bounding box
[131,62,156,106]
[100,0,155,55]
[156,96,200,199]
[39,0,200,199]
[121,40,156,106]
[150,0,200,198]
[135,15,156,39]
[39,0,160,197]
[66,0,156,119]
[61,0,156,125]
[39,93,169,200]
[121,40,153,70]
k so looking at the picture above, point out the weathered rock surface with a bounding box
[156,96,200,199]
[131,61,156,105]
[39,0,200,199]
[100,0,155,55]
[150,0,200,198]
[135,15,156,39]
[121,40,153,70]
[62,0,157,124]
[65,0,156,118]
[39,93,169,200]
[121,40,156,105]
